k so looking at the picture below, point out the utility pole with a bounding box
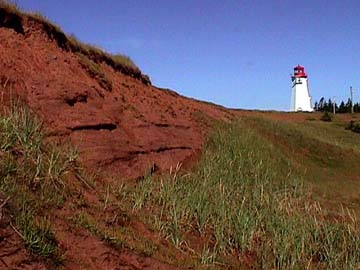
[332,96,336,114]
[350,86,354,114]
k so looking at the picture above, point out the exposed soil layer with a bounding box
[0,10,234,270]
[54,215,182,270]
[0,16,233,180]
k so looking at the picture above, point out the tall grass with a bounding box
[0,103,78,261]
[246,116,360,216]
[0,104,74,197]
[133,120,360,269]
[68,34,141,74]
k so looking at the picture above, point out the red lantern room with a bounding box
[293,65,307,78]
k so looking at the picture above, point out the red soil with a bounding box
[0,17,233,180]
[0,217,46,270]
[54,216,181,270]
[0,12,235,270]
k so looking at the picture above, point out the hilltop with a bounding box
[0,2,359,270]
[0,1,233,180]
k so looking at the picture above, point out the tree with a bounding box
[338,101,346,113]
[313,97,359,114]
[325,98,333,112]
[314,101,318,111]
[345,98,352,113]
[318,97,325,111]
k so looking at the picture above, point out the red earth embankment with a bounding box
[0,5,237,270]
[0,9,234,180]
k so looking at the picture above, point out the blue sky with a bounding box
[16,0,360,110]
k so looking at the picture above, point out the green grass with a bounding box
[0,102,79,262]
[68,34,142,75]
[291,119,360,153]
[0,104,71,198]
[109,53,140,73]
[247,116,360,215]
[132,119,360,269]
[76,52,112,91]
[320,111,333,122]
[69,211,126,249]
[15,208,60,260]
[346,120,360,134]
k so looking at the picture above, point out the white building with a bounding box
[290,65,313,112]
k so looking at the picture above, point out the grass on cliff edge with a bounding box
[0,0,145,81]
[132,118,360,269]
[0,103,80,263]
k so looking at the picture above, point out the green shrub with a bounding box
[320,111,332,122]
[346,120,360,133]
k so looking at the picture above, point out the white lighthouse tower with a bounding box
[290,65,313,112]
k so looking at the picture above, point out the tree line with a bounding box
[314,97,360,113]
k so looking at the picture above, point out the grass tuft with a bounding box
[76,53,112,91]
[0,101,81,262]
[346,120,360,133]
[15,208,61,261]
[320,111,332,122]
[69,212,126,249]
[0,0,21,14]
[0,0,24,34]
[0,103,74,197]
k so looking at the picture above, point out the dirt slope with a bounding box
[0,215,46,270]
[0,13,233,180]
[0,6,236,270]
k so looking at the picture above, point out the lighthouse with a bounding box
[290,65,313,112]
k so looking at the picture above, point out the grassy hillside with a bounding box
[131,115,360,269]
[1,103,359,269]
[247,114,360,215]
[2,0,358,269]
